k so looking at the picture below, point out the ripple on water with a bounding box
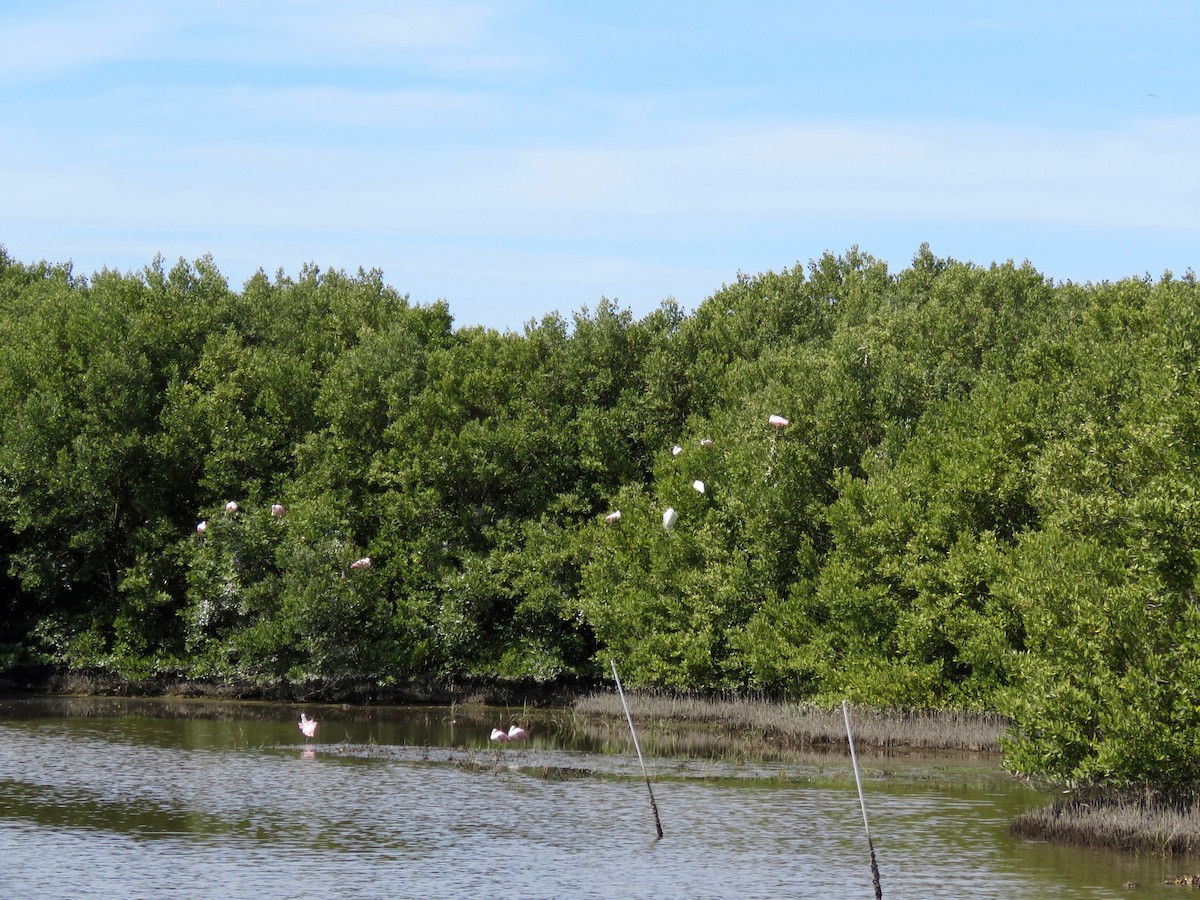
[0,700,1168,899]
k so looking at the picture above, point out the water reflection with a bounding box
[0,695,1183,898]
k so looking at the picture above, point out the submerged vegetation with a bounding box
[4,242,1200,804]
[573,692,1006,755]
[1010,790,1200,856]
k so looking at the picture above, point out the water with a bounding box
[0,695,1187,898]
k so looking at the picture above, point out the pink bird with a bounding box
[298,713,318,742]
[349,557,371,570]
[196,520,207,535]
[507,725,528,741]
[489,727,511,743]
[769,414,789,429]
[225,500,239,514]
[271,503,286,517]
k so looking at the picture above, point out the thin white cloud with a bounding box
[189,1,531,75]
[73,82,505,132]
[0,2,171,78]
[5,116,1199,237]
[644,118,1200,229]
[0,0,522,80]
[277,1,498,49]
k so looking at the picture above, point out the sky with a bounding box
[3,1,1199,332]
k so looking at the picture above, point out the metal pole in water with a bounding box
[610,659,663,839]
[842,700,883,900]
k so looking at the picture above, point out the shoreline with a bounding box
[0,664,604,708]
[0,664,1007,755]
[10,665,1200,855]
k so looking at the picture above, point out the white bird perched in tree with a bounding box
[350,557,371,570]
[671,445,683,457]
[693,480,705,494]
[604,510,622,525]
[699,438,713,448]
[225,500,239,514]
[662,507,677,531]
[271,503,286,517]
[769,414,789,429]
[196,521,207,535]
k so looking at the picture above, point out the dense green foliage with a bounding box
[3,243,1200,789]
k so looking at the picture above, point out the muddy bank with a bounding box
[0,664,603,708]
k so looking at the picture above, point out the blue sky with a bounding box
[3,2,1198,331]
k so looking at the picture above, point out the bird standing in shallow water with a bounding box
[299,713,318,742]
[489,727,511,743]
[507,725,527,741]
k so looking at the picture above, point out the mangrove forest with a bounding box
[2,242,1200,792]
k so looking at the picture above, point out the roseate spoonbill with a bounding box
[489,727,511,743]
[662,507,677,531]
[299,713,318,742]
[699,438,713,448]
[692,480,705,494]
[605,510,622,525]
[196,521,207,535]
[508,725,527,741]
[671,445,682,456]
[768,414,789,429]
[225,500,239,514]
[350,557,371,570]
[271,503,286,517]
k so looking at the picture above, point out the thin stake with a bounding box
[842,700,883,900]
[610,659,663,839]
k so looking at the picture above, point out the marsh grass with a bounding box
[1011,790,1200,855]
[572,692,1006,756]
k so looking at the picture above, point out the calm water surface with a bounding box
[0,695,1189,898]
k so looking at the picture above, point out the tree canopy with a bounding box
[2,243,1199,788]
